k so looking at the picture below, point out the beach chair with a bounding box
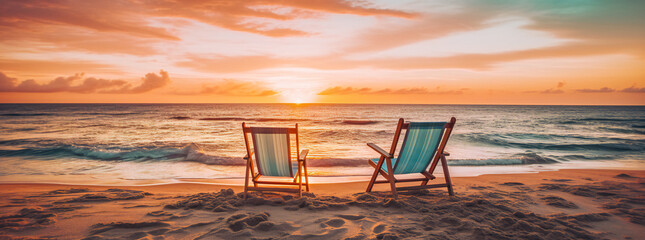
[242,123,309,198]
[366,117,456,198]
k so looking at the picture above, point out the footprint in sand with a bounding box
[321,218,345,228]
[541,196,578,209]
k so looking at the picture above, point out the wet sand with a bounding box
[1,169,644,239]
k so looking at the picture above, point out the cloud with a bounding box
[0,0,179,40]
[148,0,414,37]
[0,0,414,41]
[557,82,566,88]
[173,79,278,96]
[0,59,117,75]
[179,42,625,73]
[344,12,489,54]
[124,71,171,94]
[0,71,170,94]
[576,87,615,93]
[318,87,373,95]
[539,89,564,94]
[621,86,645,93]
[524,82,565,94]
[318,86,464,95]
[0,72,18,90]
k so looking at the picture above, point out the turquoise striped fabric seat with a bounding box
[393,122,446,174]
[370,158,398,173]
[251,127,295,177]
[394,122,446,174]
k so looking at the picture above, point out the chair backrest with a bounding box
[243,124,299,177]
[393,118,455,174]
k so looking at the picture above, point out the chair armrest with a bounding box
[298,149,309,161]
[243,151,254,160]
[367,143,393,158]
[443,151,450,156]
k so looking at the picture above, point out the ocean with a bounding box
[0,104,643,185]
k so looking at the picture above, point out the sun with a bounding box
[279,89,318,104]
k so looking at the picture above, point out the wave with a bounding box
[198,117,308,122]
[0,143,243,165]
[598,127,645,135]
[448,153,558,166]
[170,116,191,120]
[578,117,644,122]
[78,112,137,116]
[341,120,379,125]
[1,113,55,116]
[0,143,569,168]
[464,134,644,152]
[0,145,186,161]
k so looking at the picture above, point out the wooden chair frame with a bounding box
[366,117,456,199]
[242,122,309,198]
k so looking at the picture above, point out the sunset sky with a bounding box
[0,0,643,104]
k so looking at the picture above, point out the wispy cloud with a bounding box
[200,80,278,96]
[179,42,627,73]
[318,86,465,95]
[621,86,645,93]
[0,59,116,75]
[0,0,413,40]
[172,79,278,96]
[523,82,565,94]
[576,87,615,93]
[0,71,170,94]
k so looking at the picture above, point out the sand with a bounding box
[0,169,644,240]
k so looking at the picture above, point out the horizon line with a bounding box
[1,102,643,107]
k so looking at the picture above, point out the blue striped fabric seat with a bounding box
[251,127,295,177]
[370,158,398,173]
[392,122,446,174]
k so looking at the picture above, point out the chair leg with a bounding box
[421,178,429,186]
[298,162,303,198]
[366,157,384,192]
[304,161,310,192]
[385,158,398,199]
[420,171,431,186]
[440,155,454,196]
[244,159,250,200]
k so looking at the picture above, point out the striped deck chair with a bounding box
[242,123,309,198]
[366,117,456,198]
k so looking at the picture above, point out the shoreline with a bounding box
[2,168,642,191]
[1,159,643,186]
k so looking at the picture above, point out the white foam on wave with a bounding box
[181,143,243,165]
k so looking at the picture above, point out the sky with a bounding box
[0,0,644,104]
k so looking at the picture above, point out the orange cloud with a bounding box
[179,41,632,73]
[172,79,278,96]
[621,86,645,93]
[0,71,170,94]
[524,82,565,94]
[0,0,179,40]
[200,80,278,96]
[0,0,413,41]
[0,59,117,76]
[318,86,465,95]
[149,0,415,37]
[344,13,488,54]
[576,87,615,93]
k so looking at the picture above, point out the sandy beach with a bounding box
[1,169,643,240]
